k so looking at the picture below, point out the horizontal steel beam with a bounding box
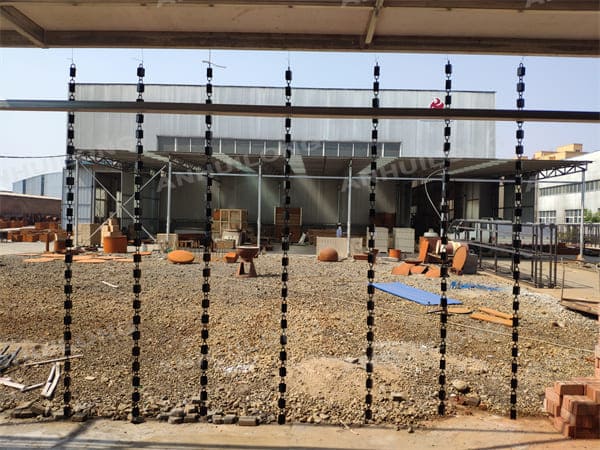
[1,100,598,123]
[0,30,598,56]
[1,1,597,11]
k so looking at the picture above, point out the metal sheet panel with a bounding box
[75,84,495,159]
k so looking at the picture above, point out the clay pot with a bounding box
[388,248,401,260]
[167,250,195,264]
[224,252,239,263]
[103,236,128,254]
[318,247,339,262]
[236,246,259,261]
[53,239,66,253]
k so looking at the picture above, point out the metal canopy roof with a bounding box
[79,149,587,181]
[0,1,598,56]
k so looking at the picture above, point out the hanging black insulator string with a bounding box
[199,63,214,418]
[511,63,525,421]
[438,60,452,416]
[365,62,379,423]
[62,62,77,419]
[131,63,145,424]
[278,66,292,426]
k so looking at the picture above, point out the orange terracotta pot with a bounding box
[103,236,128,254]
[318,247,339,262]
[53,239,66,253]
[388,248,402,260]
[224,252,239,263]
[167,250,195,264]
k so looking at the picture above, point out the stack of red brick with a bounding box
[544,375,600,439]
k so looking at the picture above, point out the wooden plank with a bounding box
[0,377,26,390]
[478,307,513,320]
[448,307,473,315]
[23,354,82,367]
[470,312,512,327]
[561,301,599,316]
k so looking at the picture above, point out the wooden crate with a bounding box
[213,209,248,233]
[77,223,102,247]
[274,207,302,226]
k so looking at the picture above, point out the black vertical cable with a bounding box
[199,63,213,418]
[438,60,452,416]
[62,62,76,419]
[131,63,145,424]
[365,63,379,423]
[278,66,292,426]
[511,63,525,420]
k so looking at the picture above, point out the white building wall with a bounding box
[537,150,600,223]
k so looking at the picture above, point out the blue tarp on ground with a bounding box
[372,282,462,306]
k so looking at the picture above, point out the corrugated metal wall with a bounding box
[75,84,495,158]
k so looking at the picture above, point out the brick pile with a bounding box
[544,330,600,440]
[101,218,123,240]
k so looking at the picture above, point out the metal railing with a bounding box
[451,218,558,288]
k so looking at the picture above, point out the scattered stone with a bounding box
[391,392,406,402]
[452,380,470,393]
[84,376,96,381]
[130,415,145,424]
[184,413,199,423]
[14,400,34,410]
[238,415,259,426]
[11,408,36,419]
[343,357,359,364]
[29,402,47,417]
[464,394,481,407]
[184,404,197,415]
[71,412,88,422]
[407,425,415,433]
[223,414,238,424]
[169,407,185,417]
[168,416,184,424]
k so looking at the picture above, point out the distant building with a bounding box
[536,146,599,224]
[12,172,63,199]
[533,143,584,161]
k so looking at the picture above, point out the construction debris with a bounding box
[0,346,21,373]
[23,354,83,367]
[41,363,61,399]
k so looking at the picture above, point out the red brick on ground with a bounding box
[554,381,585,396]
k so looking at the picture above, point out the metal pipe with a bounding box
[170,171,571,184]
[2,100,598,123]
[347,161,352,256]
[74,156,80,246]
[166,161,172,235]
[579,169,586,260]
[257,158,262,248]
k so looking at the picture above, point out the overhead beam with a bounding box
[0,5,45,47]
[0,1,597,11]
[1,99,599,123]
[364,0,384,46]
[0,31,591,57]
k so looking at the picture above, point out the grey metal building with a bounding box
[70,83,496,240]
[12,172,63,199]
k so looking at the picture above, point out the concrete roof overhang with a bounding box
[79,149,588,182]
[0,1,598,56]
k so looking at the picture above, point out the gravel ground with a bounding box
[0,251,597,427]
